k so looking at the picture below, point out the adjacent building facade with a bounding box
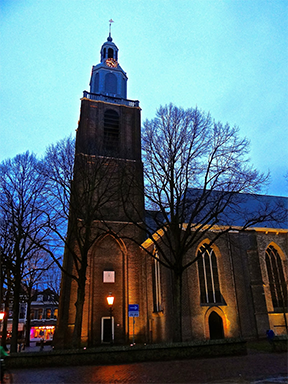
[55,32,288,348]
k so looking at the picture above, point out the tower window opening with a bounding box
[104,109,119,154]
[108,48,114,59]
[103,48,106,59]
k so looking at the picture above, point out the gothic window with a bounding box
[104,109,119,154]
[105,73,117,95]
[197,244,222,304]
[265,245,287,311]
[152,248,162,312]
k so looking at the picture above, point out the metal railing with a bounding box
[82,91,140,107]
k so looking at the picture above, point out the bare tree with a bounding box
[121,104,286,342]
[21,250,57,347]
[0,152,53,352]
[42,137,122,348]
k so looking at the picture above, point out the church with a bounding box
[55,30,288,348]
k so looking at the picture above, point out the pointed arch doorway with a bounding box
[89,234,127,346]
[209,311,224,340]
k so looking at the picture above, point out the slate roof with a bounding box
[184,189,288,230]
[144,190,288,232]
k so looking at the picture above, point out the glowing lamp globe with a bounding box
[107,294,114,306]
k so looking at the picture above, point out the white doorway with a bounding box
[101,316,114,343]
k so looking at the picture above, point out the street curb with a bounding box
[7,338,247,369]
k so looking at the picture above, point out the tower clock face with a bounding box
[106,58,118,68]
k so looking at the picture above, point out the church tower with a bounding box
[55,28,147,348]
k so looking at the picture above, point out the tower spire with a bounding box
[108,19,114,41]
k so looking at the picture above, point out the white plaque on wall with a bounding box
[103,271,115,283]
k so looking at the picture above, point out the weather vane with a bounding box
[109,19,114,37]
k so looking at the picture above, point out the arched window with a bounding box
[104,109,119,154]
[197,243,222,304]
[265,245,287,310]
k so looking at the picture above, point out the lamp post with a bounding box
[106,293,114,344]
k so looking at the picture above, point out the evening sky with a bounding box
[1,0,287,196]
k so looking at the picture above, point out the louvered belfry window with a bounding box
[104,109,119,155]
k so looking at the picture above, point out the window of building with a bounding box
[19,304,26,319]
[265,245,287,311]
[38,308,43,320]
[108,48,114,58]
[30,309,35,320]
[197,243,222,304]
[104,109,119,154]
[152,248,162,312]
[46,308,51,319]
[53,308,58,319]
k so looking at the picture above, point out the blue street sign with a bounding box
[128,304,139,317]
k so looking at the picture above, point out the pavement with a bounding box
[18,341,53,353]
[9,340,288,383]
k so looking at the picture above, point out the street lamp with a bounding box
[106,293,114,344]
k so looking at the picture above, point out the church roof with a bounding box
[144,191,288,234]
[184,189,288,230]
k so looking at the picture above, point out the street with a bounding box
[10,350,288,383]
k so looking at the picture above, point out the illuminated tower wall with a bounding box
[55,32,147,347]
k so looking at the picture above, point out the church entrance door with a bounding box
[101,317,114,343]
[209,311,224,340]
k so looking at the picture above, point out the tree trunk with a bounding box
[1,292,10,349]
[172,271,182,342]
[72,277,86,349]
[10,271,21,353]
[0,259,3,310]
[25,291,32,347]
